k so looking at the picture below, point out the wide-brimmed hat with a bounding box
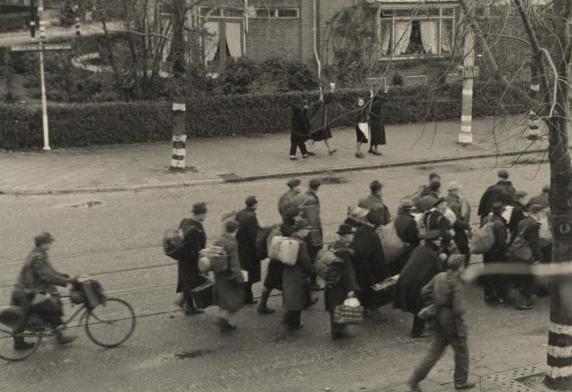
[337,224,357,235]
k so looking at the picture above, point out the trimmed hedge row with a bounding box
[0,82,528,149]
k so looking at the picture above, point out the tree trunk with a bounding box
[171,0,186,80]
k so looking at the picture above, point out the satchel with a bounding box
[507,228,534,262]
[469,222,497,254]
[333,296,364,325]
[269,236,300,266]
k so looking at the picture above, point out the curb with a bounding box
[0,148,549,196]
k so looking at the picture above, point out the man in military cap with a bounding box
[11,232,76,349]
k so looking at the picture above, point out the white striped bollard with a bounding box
[169,103,187,171]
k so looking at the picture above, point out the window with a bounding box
[223,7,243,18]
[379,5,457,58]
[254,8,299,19]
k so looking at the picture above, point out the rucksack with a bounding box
[163,229,184,260]
[316,245,342,283]
[268,236,299,266]
[469,222,497,254]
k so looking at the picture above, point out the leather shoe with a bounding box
[455,382,476,390]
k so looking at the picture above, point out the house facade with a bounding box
[180,0,462,87]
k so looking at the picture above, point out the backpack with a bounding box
[315,245,342,283]
[268,236,299,266]
[163,229,184,260]
[469,222,497,254]
[199,246,229,273]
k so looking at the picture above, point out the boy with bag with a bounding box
[322,224,359,339]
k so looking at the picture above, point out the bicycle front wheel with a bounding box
[0,326,42,362]
[84,298,136,348]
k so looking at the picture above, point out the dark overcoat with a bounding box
[308,95,333,141]
[394,241,442,314]
[324,240,359,313]
[393,211,421,274]
[350,223,388,307]
[282,237,314,312]
[291,105,310,143]
[477,180,516,218]
[236,207,261,283]
[299,190,323,248]
[368,95,386,146]
[177,218,207,294]
[482,213,508,263]
[213,233,245,313]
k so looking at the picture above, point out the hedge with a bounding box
[0,82,528,150]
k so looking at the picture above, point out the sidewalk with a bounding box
[0,115,553,195]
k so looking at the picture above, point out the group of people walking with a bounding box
[290,90,387,160]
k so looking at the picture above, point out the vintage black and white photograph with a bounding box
[0,0,571,391]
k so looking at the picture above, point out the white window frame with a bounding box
[253,7,299,19]
[198,6,244,19]
[379,4,457,60]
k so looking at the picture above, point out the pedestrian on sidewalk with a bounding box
[358,180,392,226]
[282,219,314,331]
[394,230,444,338]
[350,210,388,313]
[408,254,475,391]
[213,220,245,333]
[236,196,261,305]
[325,224,359,339]
[299,178,324,291]
[368,91,386,155]
[307,93,337,155]
[290,99,311,161]
[354,97,370,159]
[444,182,472,264]
[177,202,209,315]
[393,199,421,275]
[477,169,516,223]
[481,201,509,305]
[278,178,303,220]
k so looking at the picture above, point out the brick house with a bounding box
[173,0,462,87]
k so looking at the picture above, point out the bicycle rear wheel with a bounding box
[84,298,136,348]
[0,327,41,362]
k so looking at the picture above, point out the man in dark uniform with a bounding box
[393,199,421,274]
[477,169,516,222]
[236,196,261,305]
[177,202,208,315]
[408,254,475,391]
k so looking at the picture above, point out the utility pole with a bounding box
[457,27,478,145]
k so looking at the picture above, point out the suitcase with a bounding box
[191,281,215,309]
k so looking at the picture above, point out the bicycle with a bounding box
[0,278,136,361]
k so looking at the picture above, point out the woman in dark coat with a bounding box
[213,220,245,332]
[177,203,208,315]
[394,231,444,337]
[307,93,337,155]
[282,219,314,331]
[350,211,388,310]
[325,224,359,339]
[368,93,387,155]
[354,97,369,159]
[290,100,311,160]
[236,196,261,304]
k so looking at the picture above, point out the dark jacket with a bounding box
[358,194,392,225]
[508,202,527,243]
[394,241,442,314]
[425,210,454,252]
[324,239,359,312]
[394,211,421,247]
[13,247,68,300]
[291,105,310,143]
[213,233,245,313]
[482,213,508,263]
[368,95,386,145]
[236,207,261,283]
[299,190,323,247]
[177,218,207,293]
[350,223,388,307]
[282,236,314,311]
[478,180,516,218]
[515,216,542,261]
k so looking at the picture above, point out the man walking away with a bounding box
[482,201,509,304]
[236,196,261,305]
[393,199,421,275]
[299,178,324,291]
[408,254,475,391]
[177,202,208,315]
[278,179,303,220]
[477,169,516,222]
[358,180,392,226]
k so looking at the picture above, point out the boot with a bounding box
[257,287,274,315]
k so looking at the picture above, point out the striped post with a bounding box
[169,103,187,171]
[546,283,572,389]
[527,83,540,139]
[75,16,81,36]
[458,28,475,145]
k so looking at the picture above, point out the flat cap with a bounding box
[498,169,509,179]
[192,202,208,215]
[287,178,301,188]
[514,191,528,200]
[245,195,258,206]
[309,178,321,190]
[370,180,383,192]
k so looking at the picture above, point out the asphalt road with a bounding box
[0,156,552,392]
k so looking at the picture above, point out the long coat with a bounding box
[236,207,261,283]
[324,240,359,313]
[282,237,314,312]
[299,190,323,247]
[368,95,387,146]
[394,241,442,314]
[213,233,245,313]
[445,194,472,257]
[351,223,388,307]
[393,211,422,274]
[308,95,333,141]
[177,218,207,294]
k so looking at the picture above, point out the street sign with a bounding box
[11,43,72,52]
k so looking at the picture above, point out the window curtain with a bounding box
[380,21,391,55]
[204,21,219,62]
[393,21,412,56]
[225,22,242,58]
[420,20,438,54]
[441,20,453,52]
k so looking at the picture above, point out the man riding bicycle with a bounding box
[11,232,76,350]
